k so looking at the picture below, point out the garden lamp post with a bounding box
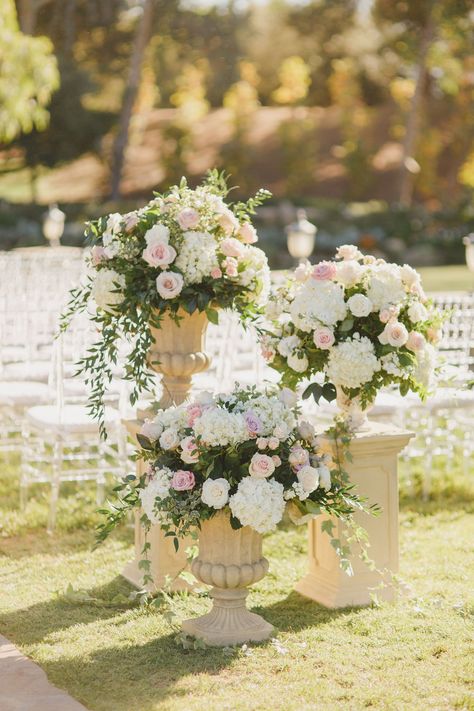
[43,205,65,248]
[286,209,317,264]
[463,233,474,274]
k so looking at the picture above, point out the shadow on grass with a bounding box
[0,576,137,645]
[258,590,358,633]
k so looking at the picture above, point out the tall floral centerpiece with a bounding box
[97,385,367,645]
[62,172,271,429]
[260,245,442,430]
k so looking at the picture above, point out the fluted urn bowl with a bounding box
[181,510,273,646]
[147,308,212,410]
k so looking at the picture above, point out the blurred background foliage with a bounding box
[0,0,473,264]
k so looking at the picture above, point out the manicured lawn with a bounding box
[419,264,473,293]
[1,453,474,711]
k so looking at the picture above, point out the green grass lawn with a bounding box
[418,265,474,293]
[1,453,474,711]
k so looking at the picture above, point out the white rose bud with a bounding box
[318,465,332,491]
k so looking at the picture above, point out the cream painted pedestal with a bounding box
[121,419,193,592]
[295,422,412,608]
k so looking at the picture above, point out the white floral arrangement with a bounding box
[97,385,365,544]
[260,245,443,408]
[62,172,271,430]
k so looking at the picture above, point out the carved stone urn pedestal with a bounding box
[182,511,273,646]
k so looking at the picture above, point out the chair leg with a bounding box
[47,438,63,534]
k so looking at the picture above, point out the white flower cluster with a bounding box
[326,335,380,389]
[92,269,126,312]
[139,467,172,525]
[262,246,440,399]
[237,393,296,438]
[290,279,347,331]
[175,231,219,285]
[229,477,285,534]
[193,407,249,448]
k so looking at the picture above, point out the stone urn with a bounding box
[335,385,373,432]
[181,510,273,646]
[147,308,212,410]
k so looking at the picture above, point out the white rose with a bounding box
[347,293,372,318]
[278,387,298,408]
[408,302,428,323]
[273,422,290,440]
[277,335,301,358]
[195,390,214,406]
[318,465,332,491]
[144,223,170,245]
[159,428,180,450]
[336,244,363,261]
[378,320,409,348]
[297,465,320,494]
[201,478,230,509]
[156,271,184,299]
[335,260,364,288]
[140,419,163,441]
[400,264,421,288]
[298,420,315,440]
[249,453,276,479]
[287,352,309,373]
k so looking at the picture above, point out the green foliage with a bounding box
[0,0,59,143]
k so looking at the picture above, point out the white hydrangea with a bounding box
[139,468,172,524]
[239,395,296,438]
[229,477,285,533]
[153,404,188,432]
[175,231,218,284]
[237,245,271,304]
[326,335,380,389]
[290,279,347,330]
[366,264,406,311]
[92,269,125,311]
[335,260,365,287]
[408,301,428,323]
[380,352,411,378]
[193,407,248,447]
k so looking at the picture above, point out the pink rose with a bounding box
[221,237,244,259]
[91,245,108,266]
[289,446,310,468]
[312,261,337,281]
[313,326,335,350]
[210,267,222,279]
[124,213,139,233]
[244,410,263,437]
[257,437,268,449]
[218,209,239,235]
[239,222,258,244]
[261,345,276,362]
[177,208,200,230]
[186,404,202,427]
[272,455,281,467]
[406,331,426,352]
[156,271,183,299]
[142,241,177,268]
[171,469,195,491]
[268,437,279,450]
[379,321,409,347]
[379,309,391,324]
[224,259,238,277]
[180,436,199,464]
[249,453,275,479]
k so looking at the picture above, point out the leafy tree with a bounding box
[0,0,59,143]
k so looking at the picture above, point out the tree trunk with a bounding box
[397,16,435,207]
[109,0,155,201]
[17,0,54,34]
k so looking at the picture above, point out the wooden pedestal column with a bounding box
[295,422,412,608]
[121,419,193,592]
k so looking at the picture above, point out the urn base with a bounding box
[181,587,273,647]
